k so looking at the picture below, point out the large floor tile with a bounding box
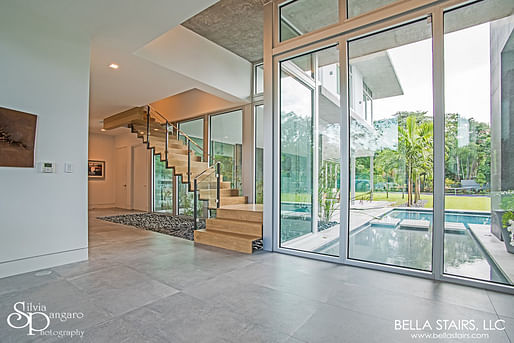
[184,275,322,336]
[68,265,178,316]
[1,208,511,343]
[0,280,112,342]
[488,290,514,318]
[0,269,61,296]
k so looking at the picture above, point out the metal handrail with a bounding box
[148,106,204,153]
[143,105,224,230]
[195,165,216,182]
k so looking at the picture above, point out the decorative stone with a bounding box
[98,213,205,241]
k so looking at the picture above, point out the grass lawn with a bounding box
[282,192,491,212]
[357,192,491,211]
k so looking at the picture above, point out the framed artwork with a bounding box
[88,160,105,179]
[0,107,38,167]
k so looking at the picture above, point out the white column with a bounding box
[312,54,320,234]
[262,2,274,251]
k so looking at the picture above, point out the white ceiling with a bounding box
[7,0,255,135]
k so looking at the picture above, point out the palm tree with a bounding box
[398,116,433,206]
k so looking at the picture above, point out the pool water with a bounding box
[388,210,491,227]
[317,209,507,283]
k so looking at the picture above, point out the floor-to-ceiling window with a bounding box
[153,155,173,213]
[178,117,204,216]
[255,104,264,204]
[269,0,514,292]
[210,110,243,192]
[347,19,434,271]
[443,1,514,285]
[279,45,341,256]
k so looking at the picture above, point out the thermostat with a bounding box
[40,161,56,173]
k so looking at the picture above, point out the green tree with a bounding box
[398,115,433,206]
[374,148,401,198]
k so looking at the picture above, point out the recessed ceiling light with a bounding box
[154,128,159,131]
[100,128,106,132]
[108,63,119,69]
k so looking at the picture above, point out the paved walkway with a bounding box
[0,208,513,342]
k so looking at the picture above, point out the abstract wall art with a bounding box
[0,107,37,167]
[88,160,105,179]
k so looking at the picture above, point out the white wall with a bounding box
[88,134,116,208]
[0,6,90,277]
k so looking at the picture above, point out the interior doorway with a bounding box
[115,146,130,208]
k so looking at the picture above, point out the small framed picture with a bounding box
[88,160,105,179]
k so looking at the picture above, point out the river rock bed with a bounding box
[97,213,205,241]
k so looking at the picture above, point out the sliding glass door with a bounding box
[279,45,341,256]
[443,1,514,285]
[347,19,434,271]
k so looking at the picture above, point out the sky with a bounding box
[373,23,491,124]
[281,22,492,125]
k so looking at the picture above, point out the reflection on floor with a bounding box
[0,208,512,342]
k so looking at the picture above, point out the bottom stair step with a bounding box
[193,229,261,254]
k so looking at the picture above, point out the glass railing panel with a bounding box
[193,166,218,229]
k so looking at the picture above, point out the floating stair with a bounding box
[103,106,262,253]
[194,204,263,254]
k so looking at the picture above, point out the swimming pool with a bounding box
[316,209,507,283]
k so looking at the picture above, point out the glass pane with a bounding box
[255,104,264,204]
[347,0,398,19]
[280,45,340,256]
[153,155,173,213]
[210,110,243,192]
[179,118,204,159]
[178,118,204,216]
[347,19,434,271]
[443,1,514,285]
[280,0,339,42]
[255,64,264,95]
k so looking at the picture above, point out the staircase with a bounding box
[103,106,262,253]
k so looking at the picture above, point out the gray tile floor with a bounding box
[1,208,513,342]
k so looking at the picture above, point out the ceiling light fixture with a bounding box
[108,63,119,69]
[100,128,106,132]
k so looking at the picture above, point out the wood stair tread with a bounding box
[216,208,262,222]
[194,229,260,254]
[206,218,262,236]
[197,229,261,241]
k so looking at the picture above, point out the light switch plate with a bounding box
[64,162,73,173]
